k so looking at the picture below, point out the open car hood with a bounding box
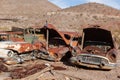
[82,27,114,49]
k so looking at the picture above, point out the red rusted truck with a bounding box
[25,24,80,61]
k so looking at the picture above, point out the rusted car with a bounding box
[70,26,117,70]
[0,31,24,42]
[0,31,42,64]
[25,24,80,61]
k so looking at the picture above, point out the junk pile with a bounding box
[10,63,66,79]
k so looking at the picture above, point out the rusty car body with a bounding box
[0,31,43,64]
[0,31,24,42]
[70,26,117,70]
[25,24,80,61]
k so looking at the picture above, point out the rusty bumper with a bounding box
[36,47,70,61]
[70,54,116,70]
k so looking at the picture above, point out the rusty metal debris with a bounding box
[10,63,66,79]
[10,64,47,79]
[24,24,80,62]
[70,26,117,70]
[51,65,66,70]
[0,62,8,72]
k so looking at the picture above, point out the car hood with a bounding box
[82,27,114,48]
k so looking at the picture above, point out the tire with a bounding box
[7,51,16,57]
[30,50,38,60]
[7,51,23,64]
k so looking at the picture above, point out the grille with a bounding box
[77,55,108,65]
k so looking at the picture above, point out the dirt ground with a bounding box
[0,50,119,80]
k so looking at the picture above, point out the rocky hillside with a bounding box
[46,3,120,31]
[0,0,61,30]
[0,0,60,15]
[62,3,120,16]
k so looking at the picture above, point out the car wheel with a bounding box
[16,55,24,64]
[7,51,16,57]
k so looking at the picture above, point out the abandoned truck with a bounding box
[0,31,42,64]
[25,24,80,61]
[70,26,117,70]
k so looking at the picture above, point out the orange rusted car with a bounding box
[70,26,117,70]
[0,31,43,64]
[25,24,80,61]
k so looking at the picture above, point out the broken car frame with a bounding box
[25,24,80,61]
[0,31,43,64]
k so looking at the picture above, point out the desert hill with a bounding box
[46,3,120,31]
[62,2,120,16]
[0,0,61,30]
[0,0,60,15]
